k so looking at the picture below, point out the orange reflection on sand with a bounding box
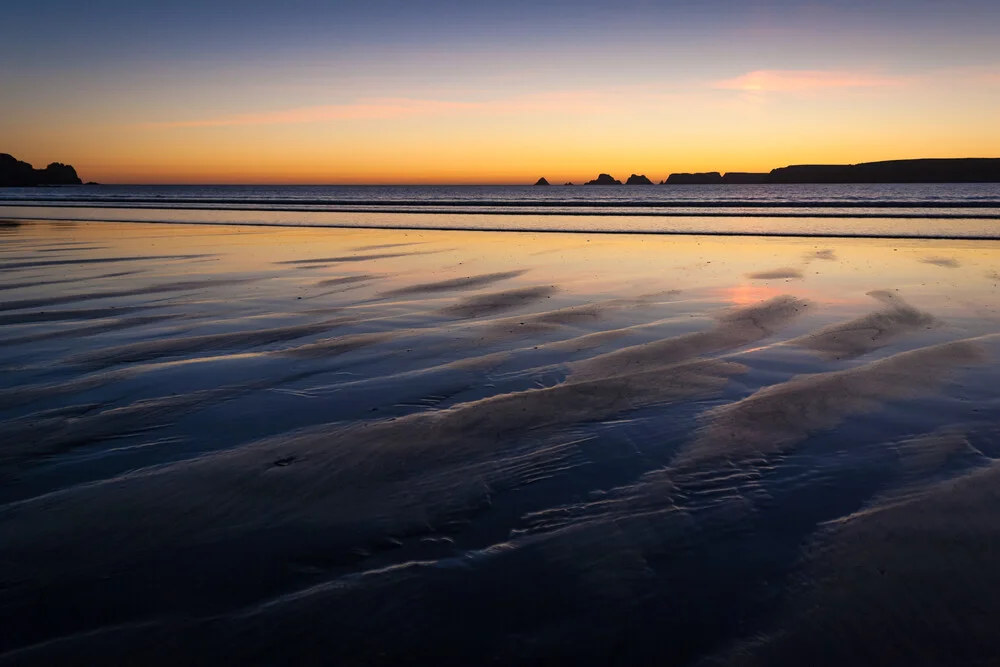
[724,283,785,307]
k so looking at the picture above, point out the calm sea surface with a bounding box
[3,183,1000,237]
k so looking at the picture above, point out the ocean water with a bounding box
[1,197,1000,665]
[2,183,1000,237]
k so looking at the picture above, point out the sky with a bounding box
[2,0,1000,184]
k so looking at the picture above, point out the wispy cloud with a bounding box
[143,86,687,129]
[714,69,903,92]
[147,98,484,128]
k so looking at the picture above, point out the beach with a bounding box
[2,217,1000,665]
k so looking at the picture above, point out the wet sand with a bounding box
[1,220,999,665]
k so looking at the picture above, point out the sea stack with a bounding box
[534,177,550,186]
[585,173,622,185]
[625,174,653,185]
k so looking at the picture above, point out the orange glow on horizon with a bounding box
[6,66,999,185]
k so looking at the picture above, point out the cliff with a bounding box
[659,158,1000,185]
[585,173,622,185]
[664,172,723,185]
[768,158,1000,184]
[0,153,82,186]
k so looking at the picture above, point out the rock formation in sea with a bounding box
[0,153,82,186]
[625,174,654,185]
[534,177,550,186]
[585,174,622,185]
[664,172,723,185]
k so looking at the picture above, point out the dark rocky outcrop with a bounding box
[1,153,82,186]
[534,177,550,186]
[625,174,653,185]
[563,182,574,186]
[0,154,36,186]
[766,164,853,184]
[768,158,1000,184]
[664,172,723,185]
[660,159,1000,185]
[721,172,768,184]
[39,162,81,185]
[585,173,622,185]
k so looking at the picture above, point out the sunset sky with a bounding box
[3,0,999,184]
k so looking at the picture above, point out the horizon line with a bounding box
[8,154,1000,188]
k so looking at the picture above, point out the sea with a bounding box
[2,182,1000,236]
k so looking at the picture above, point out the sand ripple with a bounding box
[1,221,999,665]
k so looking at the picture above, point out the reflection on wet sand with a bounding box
[0,220,998,666]
[69,317,353,368]
[0,270,143,293]
[352,241,426,251]
[723,448,1000,667]
[315,274,376,288]
[277,250,434,265]
[789,290,938,360]
[0,253,213,272]
[921,256,961,268]
[804,248,837,261]
[383,269,527,296]
[280,331,395,358]
[0,304,164,326]
[682,339,987,466]
[746,268,804,280]
[441,285,558,318]
[0,313,182,347]
[0,277,260,312]
[570,295,809,381]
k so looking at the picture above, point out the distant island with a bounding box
[534,177,550,186]
[1,153,82,187]
[542,159,1000,187]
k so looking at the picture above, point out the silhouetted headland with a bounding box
[768,158,1000,183]
[534,177,550,186]
[586,174,622,185]
[1,153,82,187]
[625,174,654,185]
[664,172,724,185]
[662,158,1000,185]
